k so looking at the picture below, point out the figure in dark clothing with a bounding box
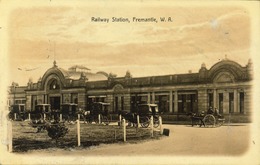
[207,107,214,114]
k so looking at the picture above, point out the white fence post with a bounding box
[137,115,140,128]
[98,114,101,124]
[44,113,46,120]
[119,114,122,122]
[14,113,17,120]
[28,113,31,121]
[77,119,81,146]
[123,119,126,142]
[150,116,154,138]
[60,114,62,122]
[8,121,12,152]
[118,114,122,126]
[159,116,163,135]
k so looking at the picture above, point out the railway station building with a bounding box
[8,58,253,122]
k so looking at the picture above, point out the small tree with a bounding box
[44,122,68,145]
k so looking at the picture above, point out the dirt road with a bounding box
[3,123,255,165]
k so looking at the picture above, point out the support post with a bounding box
[8,121,12,152]
[60,114,62,122]
[77,119,81,146]
[119,114,122,122]
[78,114,80,121]
[213,89,217,109]
[174,91,178,113]
[14,113,17,120]
[98,114,101,124]
[159,116,163,135]
[118,114,122,126]
[28,113,31,121]
[169,90,173,113]
[44,113,46,120]
[150,116,154,137]
[123,119,126,142]
[137,115,140,128]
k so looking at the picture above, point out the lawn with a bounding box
[11,121,161,152]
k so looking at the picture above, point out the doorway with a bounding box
[50,96,61,110]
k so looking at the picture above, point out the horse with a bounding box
[187,112,205,127]
[118,110,138,126]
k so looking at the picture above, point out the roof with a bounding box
[67,71,107,81]
[68,65,91,71]
[9,86,27,93]
[43,66,107,82]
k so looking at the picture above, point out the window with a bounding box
[208,93,213,108]
[218,93,223,113]
[239,92,244,114]
[229,93,234,113]
[49,79,60,90]
[71,93,78,104]
[121,96,124,111]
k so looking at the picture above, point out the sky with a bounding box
[6,2,252,86]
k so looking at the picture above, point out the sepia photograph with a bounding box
[0,0,259,164]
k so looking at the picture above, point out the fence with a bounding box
[76,115,163,145]
[7,115,163,152]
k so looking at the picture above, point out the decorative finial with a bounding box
[53,60,57,67]
[201,62,206,68]
[248,58,252,65]
[80,72,86,80]
[28,78,33,83]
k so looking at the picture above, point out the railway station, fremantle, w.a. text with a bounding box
[8,58,253,123]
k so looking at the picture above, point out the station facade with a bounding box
[8,58,253,118]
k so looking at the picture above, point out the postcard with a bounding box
[0,0,259,165]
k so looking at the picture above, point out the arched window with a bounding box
[213,72,235,83]
[49,79,60,90]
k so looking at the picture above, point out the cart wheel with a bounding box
[7,113,14,121]
[94,116,99,124]
[80,115,87,124]
[127,120,132,126]
[102,116,109,125]
[38,114,43,120]
[85,116,92,124]
[44,113,51,121]
[21,113,27,121]
[63,115,69,122]
[140,116,150,128]
[53,114,60,121]
[68,115,77,124]
[153,117,159,128]
[203,115,216,127]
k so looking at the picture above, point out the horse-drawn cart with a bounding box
[30,104,52,120]
[119,104,160,128]
[84,102,110,125]
[8,104,27,121]
[188,108,225,127]
[60,103,78,122]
